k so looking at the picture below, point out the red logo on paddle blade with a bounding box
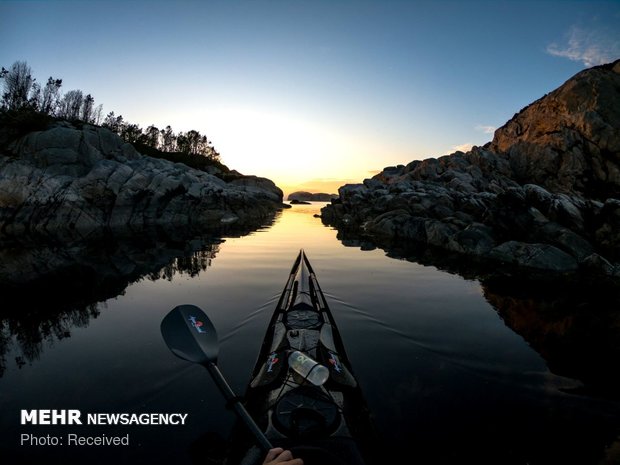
[188,316,206,334]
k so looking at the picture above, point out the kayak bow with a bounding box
[232,250,374,465]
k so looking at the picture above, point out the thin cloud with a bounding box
[451,143,473,153]
[546,26,620,67]
[448,126,495,154]
[475,125,496,134]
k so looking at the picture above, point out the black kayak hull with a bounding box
[228,250,374,465]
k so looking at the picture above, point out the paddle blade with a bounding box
[161,304,219,365]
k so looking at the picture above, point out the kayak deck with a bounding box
[230,250,373,465]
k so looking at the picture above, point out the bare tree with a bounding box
[1,61,35,110]
[28,82,41,110]
[81,94,95,123]
[41,77,62,114]
[120,123,142,144]
[176,132,189,153]
[160,125,175,152]
[185,130,201,154]
[92,104,103,125]
[202,138,220,161]
[58,90,83,120]
[145,125,160,148]
[102,112,123,133]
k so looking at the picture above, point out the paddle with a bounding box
[161,304,273,453]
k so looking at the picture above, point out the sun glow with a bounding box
[202,107,340,182]
[197,105,405,194]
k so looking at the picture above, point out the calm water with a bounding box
[1,203,619,464]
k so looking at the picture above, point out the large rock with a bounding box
[322,60,620,277]
[0,123,283,239]
[489,60,620,198]
[488,241,578,273]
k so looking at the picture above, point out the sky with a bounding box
[1,0,619,195]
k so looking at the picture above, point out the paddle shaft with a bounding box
[205,362,273,453]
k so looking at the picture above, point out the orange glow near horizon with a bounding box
[277,178,362,198]
[194,106,415,196]
[216,203,340,265]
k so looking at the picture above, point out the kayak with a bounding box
[230,250,374,465]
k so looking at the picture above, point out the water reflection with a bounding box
[483,279,620,398]
[0,230,225,377]
[333,230,620,399]
[333,229,492,281]
[1,204,619,465]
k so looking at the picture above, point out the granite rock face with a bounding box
[489,60,620,198]
[0,123,283,239]
[322,60,620,276]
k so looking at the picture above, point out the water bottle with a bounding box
[288,350,329,386]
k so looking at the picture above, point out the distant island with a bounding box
[288,191,338,202]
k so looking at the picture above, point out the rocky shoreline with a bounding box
[0,122,284,240]
[322,60,620,278]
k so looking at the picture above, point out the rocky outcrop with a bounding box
[322,60,620,277]
[489,60,620,198]
[288,191,337,202]
[0,122,283,239]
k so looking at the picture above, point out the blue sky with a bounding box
[1,0,619,193]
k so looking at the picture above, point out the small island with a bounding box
[288,191,338,202]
